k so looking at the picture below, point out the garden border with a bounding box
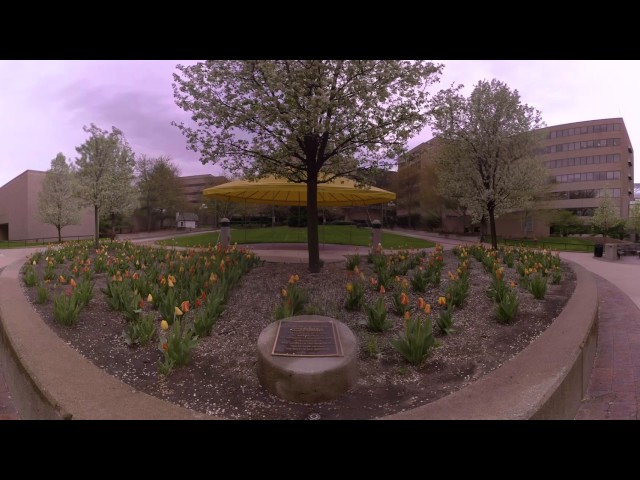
[0,257,597,420]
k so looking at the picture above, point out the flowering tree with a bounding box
[37,153,81,242]
[627,203,640,241]
[74,124,137,247]
[429,79,547,249]
[592,189,625,239]
[172,60,443,272]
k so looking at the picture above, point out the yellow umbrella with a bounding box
[203,175,395,206]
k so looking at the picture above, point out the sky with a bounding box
[1,60,639,188]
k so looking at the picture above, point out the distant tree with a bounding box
[592,189,625,240]
[550,210,584,237]
[627,203,640,242]
[74,124,136,247]
[136,155,186,231]
[173,60,443,272]
[429,79,547,249]
[37,153,81,242]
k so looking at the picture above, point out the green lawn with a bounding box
[159,226,435,249]
[0,240,49,249]
[499,236,595,252]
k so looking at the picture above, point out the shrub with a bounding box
[390,313,436,365]
[124,312,156,346]
[73,278,94,308]
[344,279,365,311]
[275,282,308,319]
[193,296,224,337]
[436,304,455,335]
[496,289,519,324]
[446,276,469,308]
[528,274,547,299]
[365,295,391,332]
[486,277,508,303]
[392,291,410,316]
[345,253,361,271]
[410,269,428,293]
[53,291,82,326]
[158,319,199,374]
[23,265,37,287]
[35,283,49,304]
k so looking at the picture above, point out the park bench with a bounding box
[617,244,640,258]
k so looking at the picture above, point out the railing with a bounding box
[0,235,96,248]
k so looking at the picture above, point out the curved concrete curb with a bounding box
[0,257,597,420]
[384,260,598,419]
[0,258,211,420]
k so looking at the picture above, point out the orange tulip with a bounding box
[379,285,386,294]
[438,296,446,306]
[181,300,190,313]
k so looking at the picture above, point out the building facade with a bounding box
[0,170,94,241]
[396,117,634,238]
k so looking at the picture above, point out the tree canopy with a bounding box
[173,60,443,271]
[429,79,547,248]
[74,124,136,247]
[592,189,625,239]
[37,153,81,242]
[136,155,185,231]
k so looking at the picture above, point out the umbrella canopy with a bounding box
[203,175,395,207]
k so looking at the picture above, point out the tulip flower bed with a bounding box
[21,242,576,420]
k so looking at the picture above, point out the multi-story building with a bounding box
[0,170,94,241]
[396,117,634,237]
[179,174,228,209]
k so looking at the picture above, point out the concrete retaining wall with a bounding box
[0,257,598,420]
[385,260,598,419]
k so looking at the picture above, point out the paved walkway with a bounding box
[2,230,640,420]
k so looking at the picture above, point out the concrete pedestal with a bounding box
[604,243,618,260]
[256,315,358,403]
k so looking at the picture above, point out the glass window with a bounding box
[550,131,556,139]
[581,173,587,181]
[567,158,574,166]
[581,127,588,134]
[587,126,593,134]
[614,124,621,131]
[614,171,620,179]
[587,172,594,181]
[581,141,587,149]
[613,138,620,146]
[614,154,620,162]
[587,140,594,148]
[556,145,563,153]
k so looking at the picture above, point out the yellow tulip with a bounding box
[147,293,153,302]
[438,296,446,306]
[161,320,169,331]
[174,306,183,316]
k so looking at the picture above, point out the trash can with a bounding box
[594,243,604,258]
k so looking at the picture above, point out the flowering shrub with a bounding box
[157,318,199,375]
[275,274,308,319]
[344,267,366,311]
[52,290,82,326]
[365,287,390,332]
[390,310,436,365]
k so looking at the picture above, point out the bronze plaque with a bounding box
[272,320,343,357]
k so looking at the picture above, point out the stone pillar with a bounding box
[371,219,382,253]
[220,218,231,248]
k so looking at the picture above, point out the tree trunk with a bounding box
[307,177,321,273]
[488,206,498,249]
[479,215,486,243]
[94,204,100,249]
[147,208,152,232]
[57,225,62,243]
